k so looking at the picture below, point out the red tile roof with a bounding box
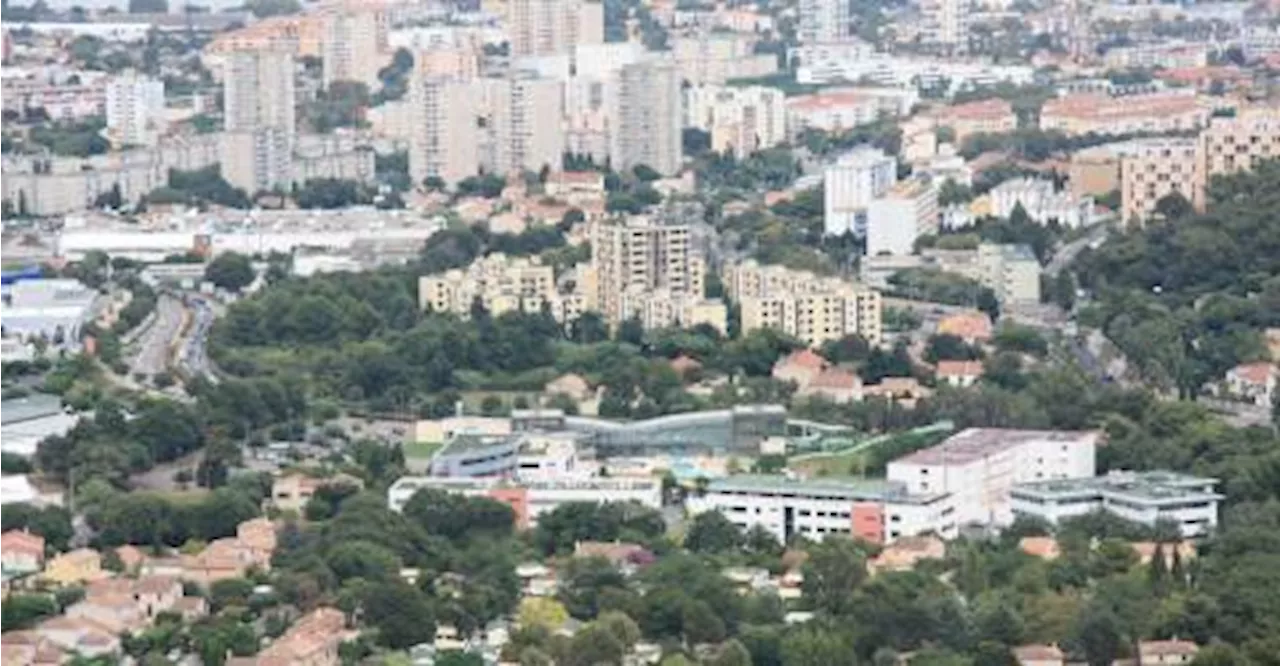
[936,360,983,377]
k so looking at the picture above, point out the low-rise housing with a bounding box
[1,529,46,576]
[796,367,864,405]
[936,360,983,387]
[1013,643,1064,666]
[867,534,946,574]
[1138,640,1198,664]
[41,548,108,586]
[936,312,993,343]
[1223,361,1277,407]
[270,473,365,513]
[228,607,352,666]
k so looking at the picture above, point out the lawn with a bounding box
[403,441,443,460]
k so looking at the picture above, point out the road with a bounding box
[129,293,185,378]
[176,295,218,384]
[1044,221,1111,278]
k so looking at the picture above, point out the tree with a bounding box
[520,597,570,632]
[684,511,744,553]
[2,504,73,551]
[1,594,58,631]
[245,0,301,16]
[925,333,983,363]
[205,252,255,292]
[596,611,640,649]
[570,312,609,344]
[780,627,856,666]
[361,581,436,649]
[565,622,625,666]
[708,639,753,666]
[402,488,514,541]
[801,538,868,616]
[617,317,645,346]
[326,541,402,582]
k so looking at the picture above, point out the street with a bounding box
[129,293,185,378]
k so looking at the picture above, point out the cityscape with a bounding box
[1,0,1279,664]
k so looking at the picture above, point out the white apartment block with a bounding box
[684,85,787,159]
[507,0,604,58]
[222,47,296,144]
[1104,41,1207,69]
[408,76,481,185]
[322,8,389,89]
[611,57,683,175]
[796,0,850,44]
[590,218,702,326]
[105,73,165,148]
[485,73,565,177]
[387,476,662,528]
[886,428,1099,527]
[418,253,557,317]
[990,178,1095,228]
[976,243,1041,305]
[670,33,778,86]
[725,259,883,347]
[921,0,971,51]
[219,128,292,194]
[865,178,939,256]
[794,52,1033,93]
[688,475,958,545]
[823,147,898,236]
[1010,471,1222,538]
[2,136,220,216]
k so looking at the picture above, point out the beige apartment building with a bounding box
[931,99,1017,142]
[976,243,1041,305]
[418,254,558,316]
[590,218,704,326]
[726,259,883,348]
[507,0,603,57]
[1119,137,1203,224]
[1198,107,1280,181]
[408,75,481,185]
[321,7,389,89]
[485,73,565,177]
[620,289,729,334]
[1041,92,1210,137]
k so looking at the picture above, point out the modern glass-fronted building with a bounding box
[564,404,787,457]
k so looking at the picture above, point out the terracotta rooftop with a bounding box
[1,529,46,556]
[937,312,993,341]
[1042,92,1202,121]
[937,98,1015,121]
[807,368,860,390]
[936,360,983,377]
[1229,361,1277,385]
[1018,536,1061,559]
[776,349,829,371]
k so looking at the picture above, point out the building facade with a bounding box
[408,75,481,185]
[726,259,884,347]
[1011,471,1222,538]
[823,147,898,236]
[865,178,939,256]
[589,218,701,326]
[689,475,958,545]
[684,85,788,159]
[418,253,557,317]
[105,73,165,148]
[887,428,1099,527]
[321,7,388,89]
[507,0,603,57]
[486,73,565,177]
[388,476,662,528]
[611,58,683,175]
[1119,137,1203,225]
